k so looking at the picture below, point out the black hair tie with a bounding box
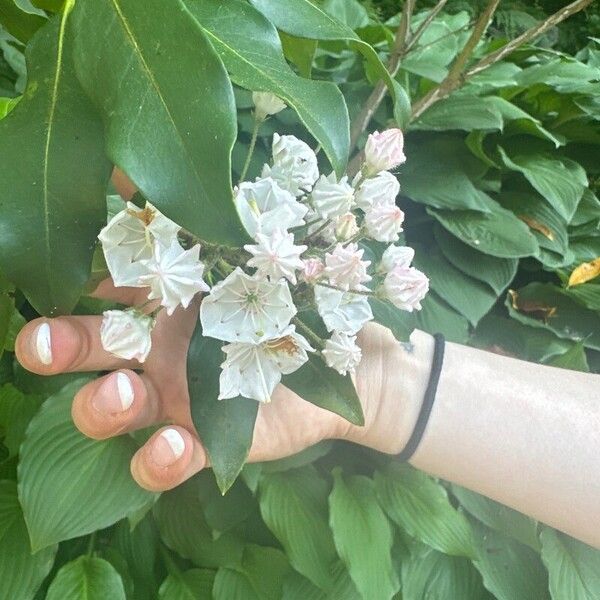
[397,333,445,462]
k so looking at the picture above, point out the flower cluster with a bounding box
[98,94,428,403]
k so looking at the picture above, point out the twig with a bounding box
[411,0,501,120]
[404,0,448,54]
[239,116,260,183]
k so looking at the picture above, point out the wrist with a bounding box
[338,325,435,454]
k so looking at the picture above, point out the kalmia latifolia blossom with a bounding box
[97,104,429,403]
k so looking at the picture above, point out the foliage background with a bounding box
[0,0,599,598]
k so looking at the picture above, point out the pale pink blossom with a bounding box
[364,128,406,175]
[301,258,325,283]
[100,310,153,362]
[252,91,286,120]
[354,171,400,210]
[324,243,371,291]
[381,245,415,272]
[334,213,359,241]
[311,173,354,219]
[383,266,429,312]
[322,331,362,375]
[364,203,405,242]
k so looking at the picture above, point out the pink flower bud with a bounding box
[364,129,407,175]
[334,213,359,241]
[302,258,325,284]
[383,266,429,312]
[364,203,404,243]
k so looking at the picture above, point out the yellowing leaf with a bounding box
[518,215,555,240]
[568,258,600,287]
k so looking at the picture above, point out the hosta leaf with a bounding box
[568,258,600,287]
[546,341,589,372]
[0,383,43,457]
[0,480,56,600]
[0,11,111,316]
[369,297,415,342]
[184,0,349,176]
[158,569,214,600]
[72,0,248,246]
[416,292,470,344]
[258,466,337,590]
[540,527,600,600]
[213,569,258,600]
[46,556,126,600]
[328,471,399,600]
[187,321,258,494]
[18,380,152,550]
[375,464,476,558]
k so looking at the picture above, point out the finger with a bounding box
[15,316,136,375]
[112,167,138,200]
[130,426,207,492]
[72,370,162,440]
[91,278,151,307]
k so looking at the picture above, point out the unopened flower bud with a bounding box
[383,267,429,312]
[335,213,359,241]
[100,310,153,362]
[364,128,406,175]
[364,203,404,242]
[252,91,287,121]
[302,258,325,284]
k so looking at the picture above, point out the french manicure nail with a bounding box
[93,372,134,415]
[35,323,52,365]
[151,428,185,467]
[116,372,134,411]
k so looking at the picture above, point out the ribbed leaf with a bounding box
[158,569,214,600]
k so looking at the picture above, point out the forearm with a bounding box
[350,325,600,548]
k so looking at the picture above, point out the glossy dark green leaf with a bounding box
[0,0,46,42]
[329,471,399,600]
[0,11,111,316]
[369,296,415,342]
[280,32,316,78]
[18,380,153,550]
[187,321,258,493]
[72,0,248,246]
[158,569,214,600]
[0,480,57,600]
[185,0,349,176]
[46,556,126,600]
[31,0,63,10]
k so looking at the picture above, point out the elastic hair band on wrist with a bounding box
[397,333,445,462]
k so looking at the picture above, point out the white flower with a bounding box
[262,133,319,196]
[234,177,307,239]
[311,173,354,219]
[322,331,362,376]
[364,128,407,175]
[381,245,414,272]
[354,171,400,211]
[301,258,325,283]
[364,203,405,243]
[200,267,296,344]
[219,326,314,403]
[245,229,307,284]
[315,285,373,335]
[334,213,359,241]
[383,267,429,312]
[98,202,180,287]
[100,310,153,362]
[252,91,286,120]
[324,243,371,291]
[138,241,209,316]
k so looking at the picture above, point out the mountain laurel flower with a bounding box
[322,331,362,375]
[383,266,429,312]
[218,327,314,403]
[315,285,373,335]
[98,201,180,287]
[354,171,400,211]
[245,229,307,284]
[364,203,405,242]
[252,91,286,121]
[100,309,153,362]
[139,241,209,316]
[200,267,296,344]
[324,243,371,290]
[364,128,407,175]
[311,173,354,220]
[334,212,359,241]
[381,245,415,273]
[301,258,325,283]
[262,133,319,196]
[234,177,307,239]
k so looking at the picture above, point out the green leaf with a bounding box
[46,556,126,600]
[213,568,258,600]
[329,471,399,600]
[451,485,540,551]
[499,149,587,222]
[280,32,316,78]
[546,341,589,372]
[434,225,517,295]
[375,464,476,558]
[282,352,364,426]
[185,0,349,176]
[469,518,549,600]
[72,0,248,246]
[0,0,46,43]
[0,289,13,359]
[540,527,600,600]
[416,292,470,344]
[158,569,215,600]
[30,0,64,10]
[187,320,258,494]
[0,12,111,316]
[0,95,20,119]
[258,466,337,590]
[0,480,56,600]
[18,380,152,550]
[369,297,415,342]
[0,383,43,457]
[565,283,600,312]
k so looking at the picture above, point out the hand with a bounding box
[15,278,430,492]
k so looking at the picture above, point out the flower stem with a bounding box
[239,116,261,183]
[316,282,373,296]
[293,317,325,350]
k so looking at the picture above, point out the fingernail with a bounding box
[93,372,134,414]
[151,429,185,467]
[35,323,52,365]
